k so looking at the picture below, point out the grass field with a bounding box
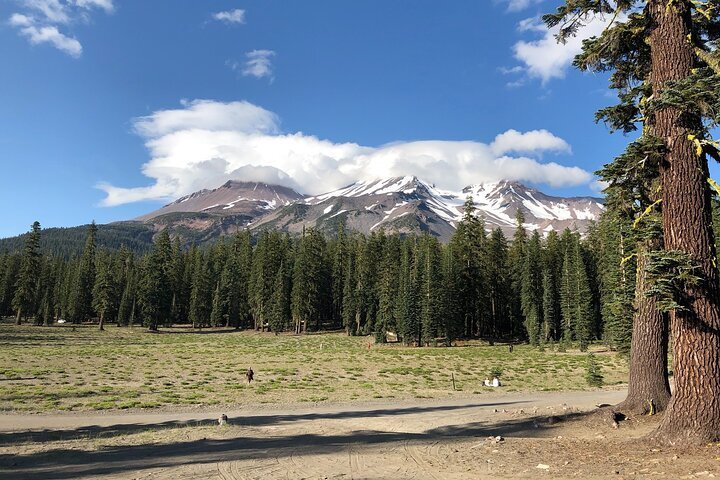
[0,321,630,412]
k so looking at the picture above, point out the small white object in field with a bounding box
[218,414,228,426]
[536,464,550,470]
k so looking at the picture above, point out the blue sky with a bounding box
[0,0,634,237]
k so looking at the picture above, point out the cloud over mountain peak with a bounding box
[97,99,593,207]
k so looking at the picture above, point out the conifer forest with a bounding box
[2,201,636,352]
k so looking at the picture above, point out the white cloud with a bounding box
[133,99,279,138]
[591,179,609,193]
[501,0,544,13]
[212,9,245,24]
[9,0,113,57]
[240,50,276,80]
[16,24,82,57]
[490,129,571,156]
[511,13,621,84]
[517,16,545,32]
[498,65,524,75]
[24,0,70,23]
[9,13,33,27]
[73,0,114,13]
[97,100,593,206]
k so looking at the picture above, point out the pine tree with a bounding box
[397,238,420,345]
[376,235,401,342]
[137,229,172,330]
[508,211,528,337]
[36,257,58,326]
[590,209,635,354]
[542,230,563,341]
[418,234,444,346]
[58,260,76,323]
[0,252,12,317]
[168,237,187,325]
[210,281,223,327]
[595,127,671,414]
[449,197,487,338]
[353,231,383,335]
[189,250,211,329]
[559,229,577,341]
[558,232,594,351]
[544,0,720,438]
[521,230,543,345]
[249,231,284,330]
[585,353,604,388]
[341,236,359,335]
[331,222,348,329]
[92,250,118,331]
[291,228,330,333]
[573,243,594,352]
[117,260,136,327]
[12,221,41,324]
[268,261,291,333]
[236,230,253,329]
[441,242,462,343]
[69,222,97,324]
[541,269,558,342]
[486,228,510,338]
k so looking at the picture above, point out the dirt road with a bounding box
[0,388,716,479]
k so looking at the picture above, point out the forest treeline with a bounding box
[0,222,155,258]
[0,198,650,351]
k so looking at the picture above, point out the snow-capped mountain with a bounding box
[130,176,603,243]
[252,176,460,240]
[461,180,604,234]
[137,180,304,222]
[251,176,603,240]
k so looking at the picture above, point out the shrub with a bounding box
[585,353,604,387]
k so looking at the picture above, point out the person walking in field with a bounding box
[246,367,254,384]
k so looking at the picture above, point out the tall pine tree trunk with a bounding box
[649,0,720,444]
[616,242,671,414]
[15,307,21,325]
[99,311,105,331]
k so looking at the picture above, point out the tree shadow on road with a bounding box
[0,408,590,480]
[0,400,528,446]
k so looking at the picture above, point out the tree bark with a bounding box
[15,308,21,326]
[615,241,671,415]
[649,0,720,444]
[99,312,104,331]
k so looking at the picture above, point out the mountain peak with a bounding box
[137,180,305,222]
[305,176,432,204]
[134,175,603,243]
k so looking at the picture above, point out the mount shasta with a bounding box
[137,176,603,243]
[0,176,604,254]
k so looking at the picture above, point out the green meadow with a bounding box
[0,323,628,412]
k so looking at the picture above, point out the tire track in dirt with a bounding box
[216,456,283,480]
[402,440,444,480]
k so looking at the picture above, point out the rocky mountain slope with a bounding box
[0,176,604,254]
[252,176,603,239]
[138,180,304,222]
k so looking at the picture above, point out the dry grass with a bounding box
[0,321,629,412]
